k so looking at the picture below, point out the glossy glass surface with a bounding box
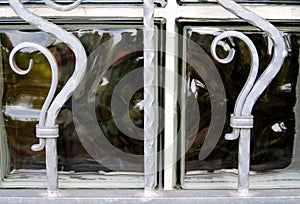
[182,24,299,172]
[0,27,145,173]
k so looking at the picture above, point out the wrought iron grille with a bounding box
[0,0,299,201]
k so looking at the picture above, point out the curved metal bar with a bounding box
[217,0,287,116]
[9,42,59,127]
[44,0,82,11]
[9,42,59,151]
[9,0,87,195]
[9,48,33,75]
[211,39,235,64]
[211,31,259,140]
[216,0,287,195]
[9,0,87,127]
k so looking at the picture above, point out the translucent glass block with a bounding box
[0,24,151,174]
[180,23,299,174]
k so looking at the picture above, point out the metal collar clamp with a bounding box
[36,125,59,139]
[230,114,254,129]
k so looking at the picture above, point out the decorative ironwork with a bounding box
[8,0,87,196]
[4,0,289,196]
[212,0,287,195]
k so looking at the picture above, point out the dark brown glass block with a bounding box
[1,28,145,173]
[183,25,299,172]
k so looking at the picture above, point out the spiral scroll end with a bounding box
[9,43,35,75]
[211,37,236,64]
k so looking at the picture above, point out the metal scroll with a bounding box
[212,0,287,195]
[8,0,87,196]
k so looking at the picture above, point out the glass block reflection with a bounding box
[183,25,299,172]
[0,27,146,173]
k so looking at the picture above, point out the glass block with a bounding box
[0,21,162,175]
[180,22,299,175]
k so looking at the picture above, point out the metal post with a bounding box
[143,0,157,191]
[238,129,251,195]
[46,139,58,194]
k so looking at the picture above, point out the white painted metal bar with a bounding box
[238,129,251,194]
[45,138,58,195]
[143,0,157,190]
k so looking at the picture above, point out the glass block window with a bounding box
[0,20,164,188]
[0,0,300,202]
[178,21,300,189]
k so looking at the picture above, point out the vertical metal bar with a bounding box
[143,0,157,190]
[238,129,251,195]
[46,139,58,195]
